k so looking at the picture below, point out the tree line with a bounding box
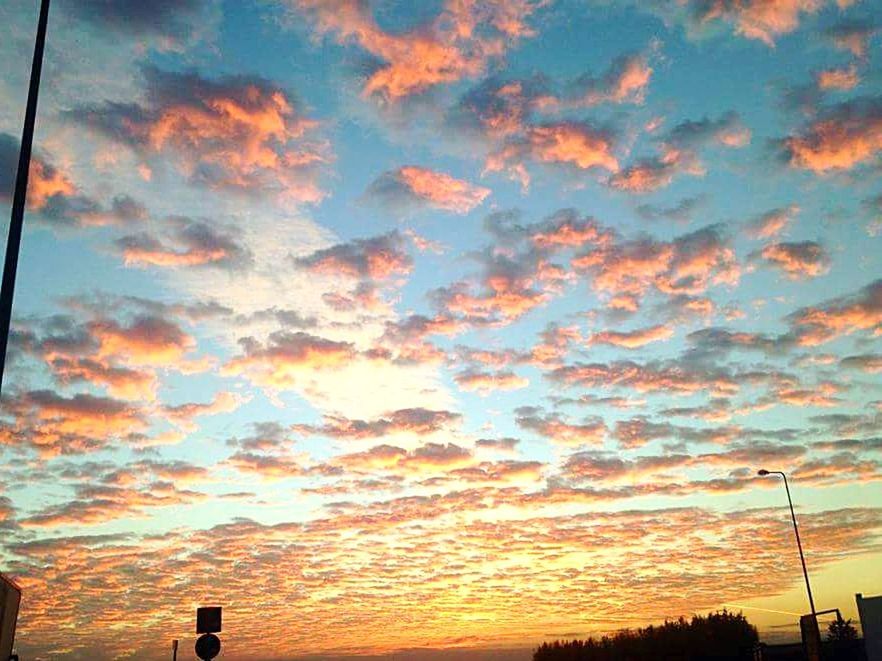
[534,610,759,661]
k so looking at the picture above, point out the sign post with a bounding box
[195,606,222,661]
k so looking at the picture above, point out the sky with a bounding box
[0,0,880,659]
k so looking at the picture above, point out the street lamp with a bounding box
[756,469,817,621]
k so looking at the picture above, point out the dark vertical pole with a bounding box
[0,0,52,393]
[781,473,817,617]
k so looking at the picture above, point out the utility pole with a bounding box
[757,469,821,661]
[0,0,52,393]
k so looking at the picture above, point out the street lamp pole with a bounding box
[0,0,52,394]
[757,469,817,618]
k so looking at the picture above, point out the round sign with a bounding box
[195,633,221,660]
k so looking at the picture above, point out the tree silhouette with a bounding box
[534,610,758,661]
[827,617,858,642]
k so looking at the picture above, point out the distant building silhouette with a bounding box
[857,594,882,661]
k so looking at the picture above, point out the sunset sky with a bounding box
[0,0,881,659]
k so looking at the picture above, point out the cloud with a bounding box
[787,279,882,345]
[47,357,157,401]
[223,331,355,390]
[754,241,831,279]
[528,210,613,249]
[89,315,198,367]
[449,460,544,485]
[19,480,207,527]
[1,133,149,229]
[636,195,707,224]
[227,451,305,481]
[292,408,461,440]
[59,0,214,46]
[163,391,248,431]
[6,500,882,659]
[526,323,582,366]
[744,205,800,240]
[565,53,653,106]
[485,121,619,189]
[610,112,749,193]
[287,0,542,101]
[365,166,490,214]
[454,369,529,394]
[515,407,606,446]
[0,389,148,456]
[586,324,674,349]
[115,215,252,269]
[816,64,860,91]
[780,96,882,173]
[333,442,473,474]
[449,75,553,140]
[660,398,733,423]
[824,19,877,58]
[475,437,520,452]
[612,417,740,449]
[840,354,882,373]
[561,450,691,482]
[684,327,786,360]
[293,231,412,281]
[430,228,560,327]
[664,0,849,46]
[550,360,739,397]
[68,65,329,201]
[572,224,739,308]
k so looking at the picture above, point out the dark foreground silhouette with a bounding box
[534,610,759,661]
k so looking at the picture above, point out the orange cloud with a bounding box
[71,66,329,202]
[49,357,157,401]
[551,361,739,397]
[840,354,882,373]
[89,315,197,367]
[293,408,461,440]
[294,232,412,281]
[608,151,684,193]
[587,324,674,349]
[227,451,305,481]
[515,407,606,446]
[485,121,619,189]
[788,279,882,345]
[454,369,529,394]
[530,213,612,249]
[527,324,581,366]
[773,381,842,407]
[568,53,653,106]
[693,0,840,46]
[572,224,739,306]
[758,241,830,279]
[816,64,860,91]
[223,331,355,390]
[0,390,148,456]
[783,98,882,173]
[27,157,77,209]
[394,166,490,214]
[334,442,473,474]
[825,19,876,58]
[291,0,541,101]
[744,205,799,240]
[610,112,749,193]
[116,216,250,270]
[163,391,248,431]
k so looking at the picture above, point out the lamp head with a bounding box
[757,469,770,476]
